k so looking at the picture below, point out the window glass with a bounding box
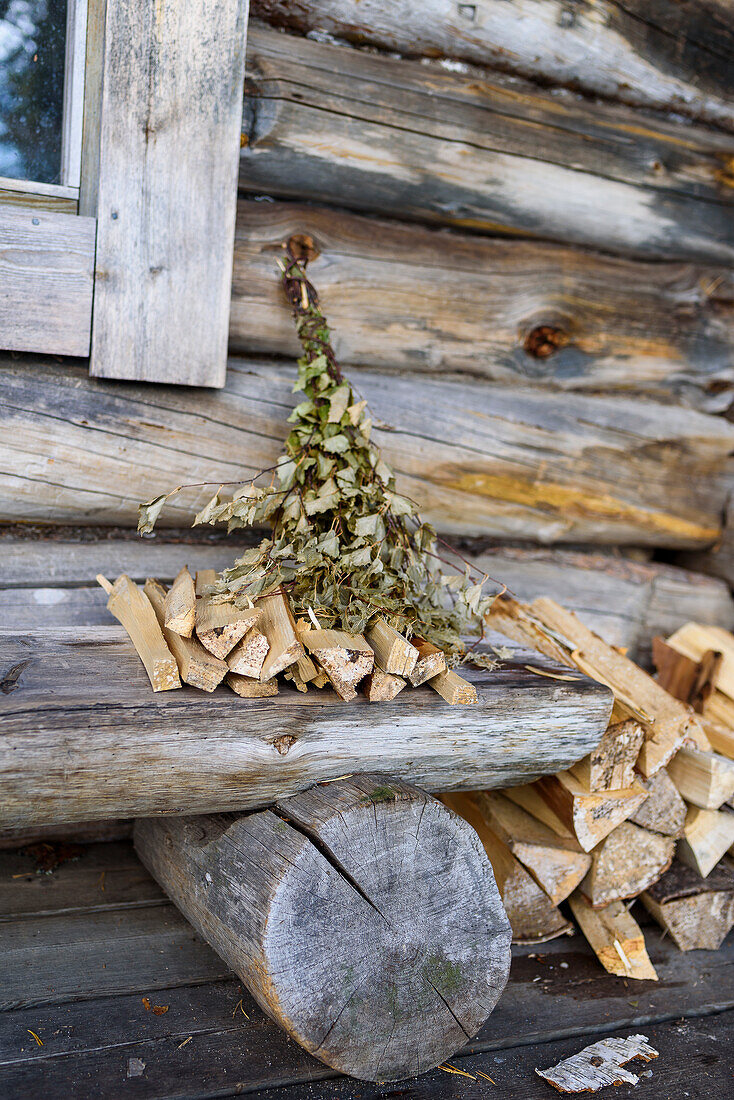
[0,0,68,184]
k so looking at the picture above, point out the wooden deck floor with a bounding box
[0,840,732,1098]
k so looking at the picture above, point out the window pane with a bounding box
[0,0,68,185]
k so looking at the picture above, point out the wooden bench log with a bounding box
[0,628,612,829]
[134,774,512,1082]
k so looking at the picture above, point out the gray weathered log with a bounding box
[91,0,248,385]
[251,2,734,130]
[0,628,612,828]
[231,200,734,413]
[134,774,512,1081]
[241,25,734,262]
[0,208,95,358]
[2,538,732,665]
[676,498,734,589]
[2,355,733,547]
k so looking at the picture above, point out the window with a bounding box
[0,0,86,192]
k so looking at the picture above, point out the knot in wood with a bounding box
[272,734,297,755]
[287,233,320,264]
[523,324,568,360]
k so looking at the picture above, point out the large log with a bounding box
[241,25,734,262]
[231,200,734,413]
[0,627,612,828]
[251,2,734,130]
[2,355,733,547]
[134,775,513,1081]
[2,537,732,665]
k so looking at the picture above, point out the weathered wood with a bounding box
[451,791,590,906]
[568,894,658,981]
[164,566,196,637]
[641,860,734,951]
[134,775,512,1081]
[5,538,731,662]
[0,628,612,827]
[569,720,644,793]
[578,822,675,908]
[144,578,228,693]
[90,0,248,385]
[667,746,734,809]
[524,773,649,853]
[3,356,734,547]
[232,200,734,413]
[677,805,734,878]
[0,207,95,357]
[365,619,418,678]
[241,26,734,262]
[630,768,687,838]
[96,574,180,692]
[251,1,734,129]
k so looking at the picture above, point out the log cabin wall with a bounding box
[2,0,734,652]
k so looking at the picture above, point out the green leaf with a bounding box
[327,383,352,424]
[321,434,350,454]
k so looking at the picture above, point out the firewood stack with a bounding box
[95,568,477,706]
[447,599,734,977]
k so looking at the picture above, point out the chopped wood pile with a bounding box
[445,604,734,977]
[95,569,475,705]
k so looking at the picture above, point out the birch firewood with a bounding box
[134,775,512,1082]
[522,772,649,852]
[301,629,374,700]
[144,579,228,693]
[578,822,675,908]
[441,792,572,943]
[666,746,734,810]
[227,628,270,679]
[455,790,590,905]
[258,591,304,680]
[362,667,406,702]
[641,860,734,951]
[568,893,658,981]
[408,638,446,687]
[428,669,478,706]
[96,574,180,692]
[164,566,196,638]
[667,623,734,701]
[677,806,734,878]
[630,768,687,838]
[569,720,644,793]
[227,672,278,698]
[365,619,418,678]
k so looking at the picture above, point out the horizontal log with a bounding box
[3,537,732,667]
[0,627,612,828]
[231,201,734,412]
[675,499,734,588]
[251,2,734,130]
[2,355,733,546]
[241,25,734,262]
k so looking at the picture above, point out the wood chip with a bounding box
[568,894,658,981]
[301,628,374,700]
[428,668,477,705]
[96,573,180,692]
[226,627,270,679]
[145,578,228,692]
[408,637,446,686]
[366,618,418,677]
[164,565,196,637]
[226,672,278,698]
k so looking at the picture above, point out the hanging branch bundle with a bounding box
[138,241,496,657]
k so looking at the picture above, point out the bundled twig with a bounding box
[138,241,497,657]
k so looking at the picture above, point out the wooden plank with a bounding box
[241,26,734,262]
[251,1,734,129]
[0,207,94,357]
[0,628,612,828]
[90,0,248,385]
[231,199,734,412]
[3,356,734,547]
[2,539,732,661]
